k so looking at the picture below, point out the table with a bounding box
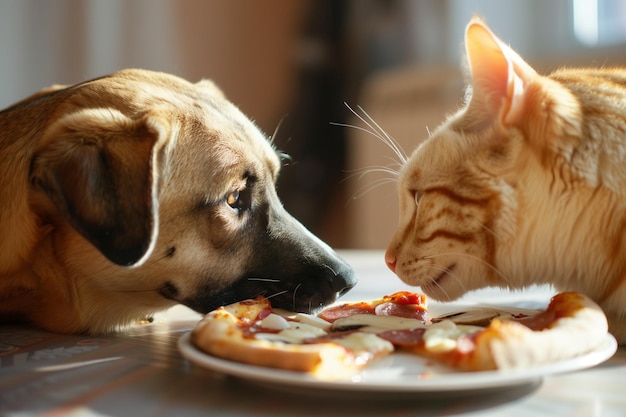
[2,250,625,417]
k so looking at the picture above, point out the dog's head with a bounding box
[20,69,355,333]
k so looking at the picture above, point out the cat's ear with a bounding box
[464,18,537,126]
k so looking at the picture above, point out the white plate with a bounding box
[178,332,617,393]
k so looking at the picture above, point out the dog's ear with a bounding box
[30,108,169,267]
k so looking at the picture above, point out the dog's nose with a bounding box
[329,263,357,299]
[338,286,352,297]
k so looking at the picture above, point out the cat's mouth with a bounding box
[422,263,457,300]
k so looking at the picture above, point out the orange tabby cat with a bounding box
[385,18,626,343]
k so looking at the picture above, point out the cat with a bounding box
[384,17,626,343]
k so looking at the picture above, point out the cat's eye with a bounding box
[414,191,423,207]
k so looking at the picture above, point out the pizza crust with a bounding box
[191,299,393,379]
[486,292,608,370]
[417,292,609,371]
[192,310,340,372]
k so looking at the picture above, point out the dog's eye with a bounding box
[226,191,239,207]
[278,151,292,166]
[226,188,251,213]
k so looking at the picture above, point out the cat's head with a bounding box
[385,18,600,301]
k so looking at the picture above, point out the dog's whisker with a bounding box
[269,114,289,145]
[322,264,338,277]
[265,290,289,300]
[247,277,281,283]
[292,282,303,311]
[116,285,168,293]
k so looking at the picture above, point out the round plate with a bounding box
[178,332,617,393]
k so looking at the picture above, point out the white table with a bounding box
[1,250,625,417]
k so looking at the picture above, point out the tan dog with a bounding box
[0,69,355,334]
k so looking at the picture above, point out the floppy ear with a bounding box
[30,108,169,267]
[464,18,537,126]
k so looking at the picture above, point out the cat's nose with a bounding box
[385,250,396,273]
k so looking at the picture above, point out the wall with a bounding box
[0,0,308,135]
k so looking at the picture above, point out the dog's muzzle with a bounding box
[173,196,358,314]
[183,251,357,315]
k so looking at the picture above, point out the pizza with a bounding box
[190,293,412,379]
[190,290,609,378]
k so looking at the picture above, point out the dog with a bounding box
[0,69,356,334]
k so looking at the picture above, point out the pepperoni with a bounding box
[318,291,428,323]
[513,310,556,331]
[378,328,426,347]
[242,325,280,338]
[383,291,427,306]
[374,302,430,322]
[318,302,376,322]
[257,308,272,320]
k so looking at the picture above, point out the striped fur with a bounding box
[385,18,626,343]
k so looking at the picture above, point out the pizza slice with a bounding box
[328,292,609,371]
[190,296,397,379]
[190,290,609,377]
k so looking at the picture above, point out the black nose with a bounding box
[338,286,352,297]
[328,261,357,300]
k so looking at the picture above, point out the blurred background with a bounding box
[2,0,625,249]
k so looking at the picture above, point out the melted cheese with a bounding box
[259,313,289,330]
[255,320,328,344]
[333,332,393,356]
[423,321,482,352]
[256,310,482,353]
[331,314,428,332]
[329,314,483,353]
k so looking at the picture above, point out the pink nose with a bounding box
[384,251,397,273]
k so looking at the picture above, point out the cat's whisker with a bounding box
[421,263,465,299]
[336,102,407,166]
[342,160,402,201]
[472,220,504,241]
[340,102,386,140]
[333,103,407,204]
[425,262,462,286]
[355,104,408,164]
[343,165,400,181]
[423,252,511,285]
[347,178,398,202]
[330,121,387,143]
